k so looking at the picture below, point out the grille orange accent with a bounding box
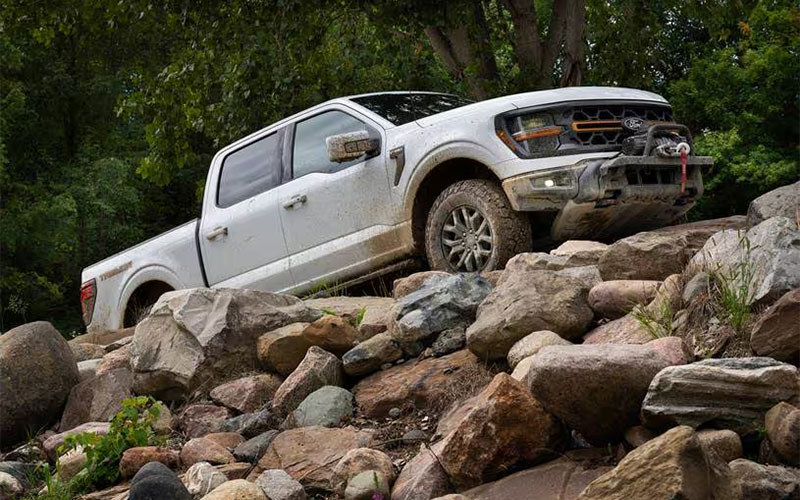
[571,120,623,132]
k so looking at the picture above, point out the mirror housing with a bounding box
[326,130,380,163]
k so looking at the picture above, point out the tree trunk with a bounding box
[560,0,586,87]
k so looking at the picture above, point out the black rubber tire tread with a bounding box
[424,179,532,272]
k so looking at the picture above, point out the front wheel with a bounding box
[424,179,531,272]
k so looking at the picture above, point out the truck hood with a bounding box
[415,86,668,128]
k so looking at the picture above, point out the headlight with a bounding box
[496,112,564,156]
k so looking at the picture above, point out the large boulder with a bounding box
[464,450,613,500]
[130,288,321,400]
[388,273,491,356]
[689,216,800,306]
[588,280,661,320]
[271,346,343,417]
[302,315,361,356]
[729,459,800,500]
[642,357,800,435]
[0,321,80,445]
[747,180,800,227]
[578,426,735,500]
[210,373,283,414]
[352,350,484,418]
[250,426,374,491]
[516,338,690,445]
[750,288,800,363]
[467,270,593,359]
[598,216,746,281]
[550,240,609,265]
[59,367,133,431]
[435,373,565,489]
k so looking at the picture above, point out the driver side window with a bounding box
[292,110,377,179]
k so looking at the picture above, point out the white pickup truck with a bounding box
[81,87,710,332]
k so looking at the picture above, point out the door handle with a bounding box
[282,194,307,209]
[205,226,228,240]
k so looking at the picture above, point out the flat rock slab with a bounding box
[642,357,800,435]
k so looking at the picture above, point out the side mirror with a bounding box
[326,130,380,163]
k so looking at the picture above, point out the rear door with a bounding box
[278,105,396,289]
[198,128,293,291]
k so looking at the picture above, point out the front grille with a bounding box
[559,105,673,148]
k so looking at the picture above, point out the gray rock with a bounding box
[255,469,306,500]
[642,357,800,435]
[550,240,609,265]
[689,216,800,306]
[747,180,800,227]
[184,461,227,498]
[388,274,492,356]
[345,470,390,500]
[430,327,466,357]
[272,346,343,417]
[179,404,234,439]
[0,471,22,495]
[751,289,800,363]
[517,338,691,445]
[502,252,571,273]
[286,386,354,428]
[130,288,321,400]
[233,430,279,464]
[332,448,396,496]
[554,265,603,291]
[0,321,80,446]
[215,407,274,438]
[388,408,402,419]
[729,458,800,499]
[0,462,36,490]
[342,332,402,377]
[466,270,594,359]
[129,461,191,500]
[210,373,283,414]
[70,342,106,362]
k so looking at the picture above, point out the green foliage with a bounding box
[630,300,676,339]
[61,396,164,492]
[709,234,756,335]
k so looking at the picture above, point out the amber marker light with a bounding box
[511,125,564,141]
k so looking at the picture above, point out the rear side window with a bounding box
[292,110,378,179]
[217,132,282,207]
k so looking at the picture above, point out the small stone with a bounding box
[402,429,427,445]
[506,330,571,369]
[0,471,22,495]
[285,386,354,428]
[119,446,179,478]
[729,459,800,500]
[202,479,266,499]
[345,470,390,500]
[179,404,234,439]
[210,374,283,414]
[215,408,273,438]
[204,432,245,451]
[765,402,800,465]
[696,429,742,463]
[332,448,396,496]
[233,430,279,464]
[180,437,235,467]
[184,461,228,498]
[254,469,306,500]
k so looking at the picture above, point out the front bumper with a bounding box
[502,154,712,240]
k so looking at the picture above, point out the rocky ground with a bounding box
[1,180,799,500]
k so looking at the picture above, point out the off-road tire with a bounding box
[424,179,531,272]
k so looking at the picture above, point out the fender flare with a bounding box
[116,265,184,328]
[401,140,502,221]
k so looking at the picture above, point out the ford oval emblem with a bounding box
[622,117,644,132]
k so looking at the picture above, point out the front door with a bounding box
[199,128,294,291]
[278,106,396,290]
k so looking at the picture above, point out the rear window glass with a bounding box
[217,132,282,207]
[352,93,473,125]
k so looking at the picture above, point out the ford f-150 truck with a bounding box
[80,87,710,332]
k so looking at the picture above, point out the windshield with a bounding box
[351,93,474,125]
